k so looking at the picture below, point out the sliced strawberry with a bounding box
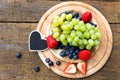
[47,35,58,48]
[77,61,87,75]
[64,63,76,74]
[81,11,92,23]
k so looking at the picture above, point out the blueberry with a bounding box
[56,61,61,65]
[65,50,70,56]
[34,66,40,72]
[69,49,73,54]
[77,15,82,20]
[69,46,75,51]
[65,10,71,14]
[60,51,66,57]
[90,22,97,27]
[64,46,70,50]
[45,58,50,63]
[16,52,21,58]
[73,12,79,18]
[73,55,78,60]
[48,61,54,66]
[75,50,79,54]
[68,54,73,59]
[73,52,77,56]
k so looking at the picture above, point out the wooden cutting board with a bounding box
[36,1,113,78]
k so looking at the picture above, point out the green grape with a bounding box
[95,32,101,39]
[94,40,100,46]
[74,36,79,42]
[59,18,63,25]
[79,45,85,49]
[79,21,84,26]
[63,30,71,34]
[78,39,83,45]
[79,26,86,32]
[70,31,76,38]
[53,32,60,38]
[76,31,82,38]
[56,37,60,41]
[86,23,93,30]
[67,37,73,43]
[83,39,88,45]
[69,21,74,29]
[66,14,73,21]
[84,32,90,39]
[88,39,95,46]
[74,25,80,31]
[72,41,77,46]
[60,34,66,41]
[95,27,99,32]
[86,44,92,50]
[89,30,95,35]
[64,21,69,25]
[52,27,60,32]
[91,34,97,40]
[72,18,79,25]
[62,40,68,46]
[61,13,66,20]
[61,25,70,31]
[52,19,59,27]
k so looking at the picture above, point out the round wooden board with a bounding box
[36,1,113,78]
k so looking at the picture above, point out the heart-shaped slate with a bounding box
[29,30,48,51]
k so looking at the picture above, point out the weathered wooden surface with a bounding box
[0,0,120,80]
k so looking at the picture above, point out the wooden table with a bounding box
[0,0,120,80]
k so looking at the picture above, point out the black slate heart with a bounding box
[29,30,48,51]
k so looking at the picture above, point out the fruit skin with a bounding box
[77,61,87,75]
[64,63,76,74]
[78,50,91,60]
[34,66,40,72]
[47,35,58,49]
[81,11,92,23]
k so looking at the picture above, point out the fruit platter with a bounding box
[29,2,112,78]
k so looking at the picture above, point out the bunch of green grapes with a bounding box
[51,13,101,50]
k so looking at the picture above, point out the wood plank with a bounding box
[0,23,119,79]
[0,1,120,23]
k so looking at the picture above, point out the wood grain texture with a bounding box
[0,0,119,80]
[0,0,120,23]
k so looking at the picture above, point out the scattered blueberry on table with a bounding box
[34,66,40,72]
[16,52,22,58]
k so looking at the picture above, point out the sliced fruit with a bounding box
[47,35,58,48]
[78,50,91,60]
[81,11,92,23]
[64,63,76,74]
[77,61,87,75]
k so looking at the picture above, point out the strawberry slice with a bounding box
[46,35,58,49]
[64,63,76,74]
[77,61,87,75]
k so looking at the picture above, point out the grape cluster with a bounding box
[51,10,101,50]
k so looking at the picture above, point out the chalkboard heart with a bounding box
[29,30,48,51]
